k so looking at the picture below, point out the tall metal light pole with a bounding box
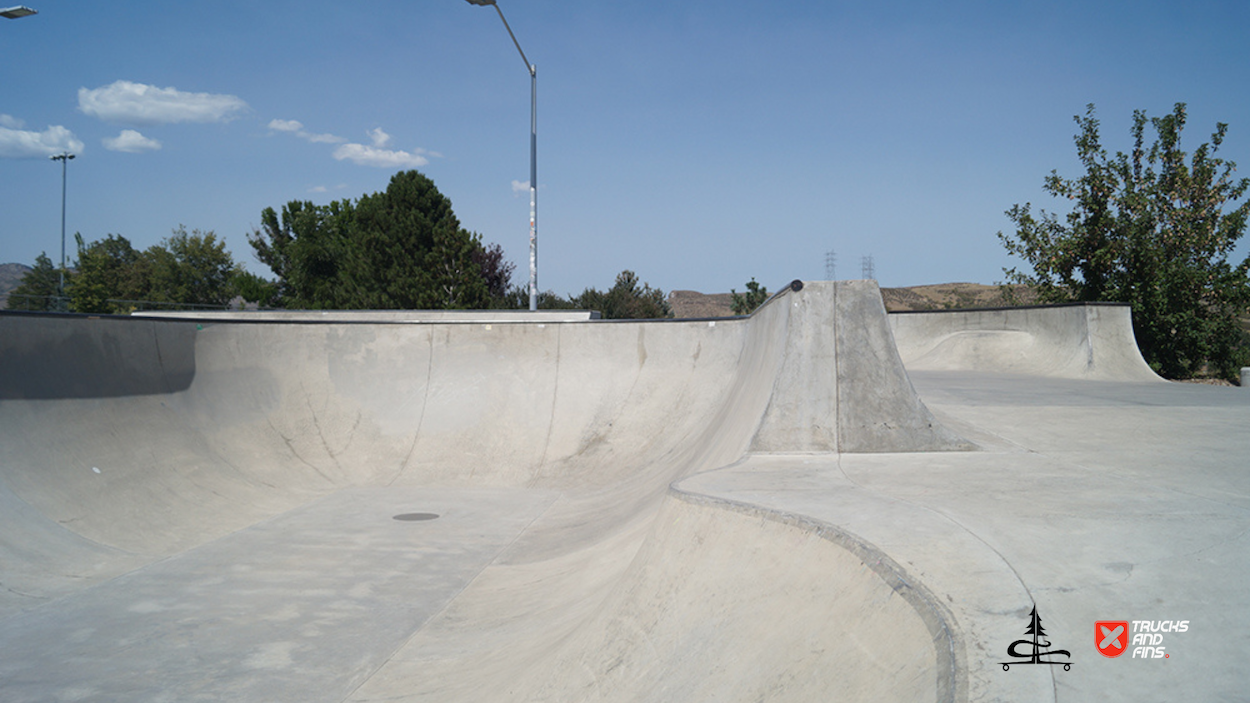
[51,152,74,310]
[465,0,538,311]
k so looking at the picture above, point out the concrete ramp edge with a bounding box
[668,484,966,703]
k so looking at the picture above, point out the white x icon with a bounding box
[1100,625,1125,649]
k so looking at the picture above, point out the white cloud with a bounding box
[512,179,530,193]
[305,132,345,144]
[79,80,248,126]
[104,129,162,153]
[268,118,303,133]
[0,114,24,129]
[0,123,85,159]
[274,122,435,168]
[268,118,345,144]
[333,142,429,168]
[367,127,391,148]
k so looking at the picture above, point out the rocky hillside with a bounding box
[667,290,735,318]
[879,282,1039,311]
[0,263,32,309]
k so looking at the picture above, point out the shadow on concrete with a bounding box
[0,312,196,399]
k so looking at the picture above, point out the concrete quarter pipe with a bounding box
[889,302,1163,381]
[3,281,1247,701]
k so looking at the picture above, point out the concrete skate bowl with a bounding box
[888,302,1164,381]
[0,281,966,702]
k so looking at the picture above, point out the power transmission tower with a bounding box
[824,250,837,280]
[861,255,875,280]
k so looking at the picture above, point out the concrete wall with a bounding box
[889,303,1163,381]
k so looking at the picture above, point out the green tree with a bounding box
[18,231,257,313]
[474,242,516,305]
[249,200,353,308]
[228,270,280,308]
[730,278,769,315]
[144,226,240,308]
[249,171,504,310]
[573,270,673,319]
[68,234,146,313]
[1000,103,1250,379]
[6,252,61,311]
[345,171,488,309]
[498,285,577,310]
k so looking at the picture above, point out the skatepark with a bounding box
[1,280,1247,701]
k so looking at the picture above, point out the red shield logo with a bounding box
[1096,621,1129,658]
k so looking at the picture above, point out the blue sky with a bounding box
[3,0,1249,296]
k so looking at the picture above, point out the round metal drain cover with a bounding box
[393,512,440,522]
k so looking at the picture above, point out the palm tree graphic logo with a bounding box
[1001,606,1072,671]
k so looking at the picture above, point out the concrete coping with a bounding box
[0,309,757,326]
[130,309,603,323]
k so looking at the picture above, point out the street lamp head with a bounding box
[463,0,497,6]
[0,6,37,19]
[50,153,75,162]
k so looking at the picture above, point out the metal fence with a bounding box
[3,294,260,313]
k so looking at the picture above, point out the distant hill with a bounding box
[0,263,32,309]
[879,282,1038,311]
[667,290,735,318]
[668,282,1038,318]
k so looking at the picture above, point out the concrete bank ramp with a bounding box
[888,303,1164,381]
[0,280,964,702]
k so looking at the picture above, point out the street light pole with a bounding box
[0,6,38,19]
[465,0,538,311]
[51,152,74,310]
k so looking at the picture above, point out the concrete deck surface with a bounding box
[1,281,1246,702]
[680,372,1250,702]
